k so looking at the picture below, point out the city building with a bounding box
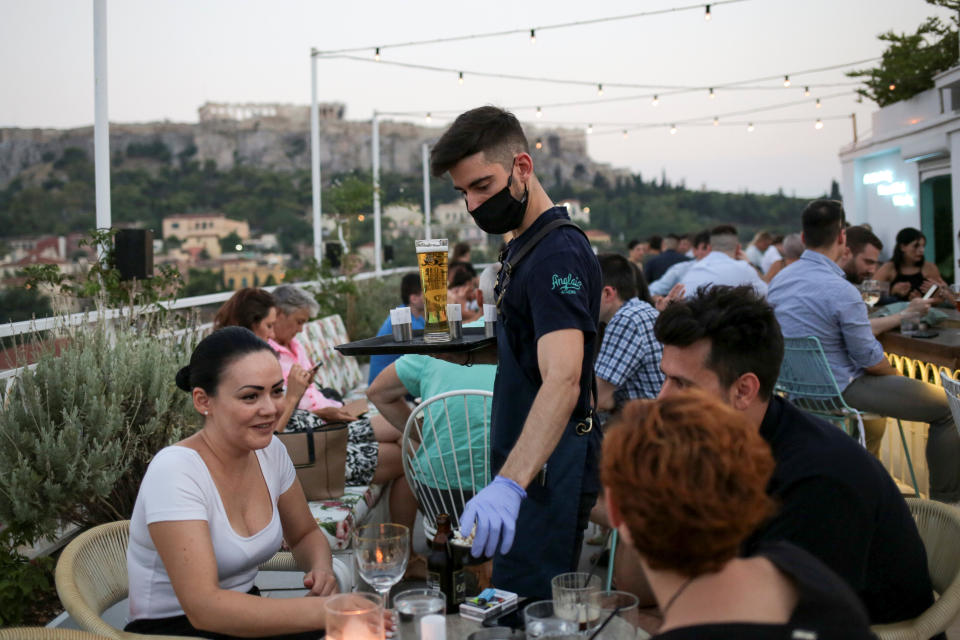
[162,213,250,259]
[221,258,285,290]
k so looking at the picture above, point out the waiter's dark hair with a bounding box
[431,106,529,176]
[654,286,783,399]
[175,326,275,394]
[802,199,845,249]
[599,254,639,302]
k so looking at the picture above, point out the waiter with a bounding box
[430,106,602,598]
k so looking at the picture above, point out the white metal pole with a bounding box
[422,142,432,240]
[310,50,323,264]
[93,0,111,257]
[372,111,382,274]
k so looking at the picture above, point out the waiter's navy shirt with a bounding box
[492,207,602,488]
[745,395,934,626]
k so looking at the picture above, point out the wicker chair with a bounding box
[871,498,960,639]
[55,520,346,639]
[0,630,112,640]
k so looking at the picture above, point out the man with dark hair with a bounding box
[769,199,960,504]
[430,105,602,598]
[680,224,767,296]
[646,234,663,256]
[649,229,710,297]
[639,285,935,627]
[643,233,690,283]
[594,254,664,412]
[368,273,425,384]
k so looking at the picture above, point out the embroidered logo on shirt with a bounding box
[551,273,583,294]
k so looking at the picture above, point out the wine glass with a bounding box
[354,523,410,610]
[860,279,881,307]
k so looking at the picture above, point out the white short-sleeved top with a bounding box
[126,436,296,621]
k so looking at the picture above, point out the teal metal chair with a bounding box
[776,336,920,496]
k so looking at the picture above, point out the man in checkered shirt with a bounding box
[594,253,665,413]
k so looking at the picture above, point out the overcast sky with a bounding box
[0,0,951,197]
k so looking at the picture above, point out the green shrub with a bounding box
[0,309,199,546]
[0,528,53,626]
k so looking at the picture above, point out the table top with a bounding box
[397,610,659,639]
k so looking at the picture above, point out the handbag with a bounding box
[276,421,349,500]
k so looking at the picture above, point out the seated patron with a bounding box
[610,285,935,626]
[768,201,960,503]
[649,229,710,298]
[875,226,949,303]
[125,328,357,639]
[603,391,874,639]
[643,233,691,283]
[679,225,767,297]
[368,273,426,384]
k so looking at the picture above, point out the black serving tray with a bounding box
[335,326,496,356]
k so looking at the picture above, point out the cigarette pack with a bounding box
[459,589,519,622]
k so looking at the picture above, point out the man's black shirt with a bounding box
[745,396,934,626]
[643,249,690,283]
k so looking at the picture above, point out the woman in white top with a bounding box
[126,327,378,639]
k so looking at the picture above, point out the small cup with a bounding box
[901,310,921,337]
[551,572,601,631]
[587,590,641,639]
[483,304,498,338]
[392,307,413,342]
[524,600,578,639]
[446,303,463,339]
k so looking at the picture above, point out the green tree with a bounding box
[220,230,244,254]
[0,287,52,323]
[182,268,225,296]
[848,0,960,106]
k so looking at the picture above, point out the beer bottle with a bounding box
[427,514,467,611]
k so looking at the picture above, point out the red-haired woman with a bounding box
[602,391,874,639]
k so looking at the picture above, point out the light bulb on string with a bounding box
[815,98,822,108]
[705,4,711,20]
[425,112,432,123]
[670,124,678,135]
[889,83,896,91]
[597,83,604,96]
[536,106,542,118]
[783,75,791,88]
[815,119,824,130]
[803,86,810,97]
[651,94,660,107]
[747,122,755,132]
[709,87,715,99]
[374,47,380,61]
[535,138,543,150]
[622,129,628,139]
[587,124,593,134]
[530,28,536,44]
[713,117,719,126]
[458,71,464,85]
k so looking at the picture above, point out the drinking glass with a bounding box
[415,239,451,343]
[354,523,410,609]
[951,284,960,312]
[524,600,579,639]
[394,588,445,639]
[551,572,602,632]
[901,310,921,337]
[586,591,641,640]
[324,592,385,640]
[860,279,881,307]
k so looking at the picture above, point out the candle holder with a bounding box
[324,592,385,640]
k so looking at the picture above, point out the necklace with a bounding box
[660,576,695,618]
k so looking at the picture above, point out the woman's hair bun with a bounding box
[175,365,192,392]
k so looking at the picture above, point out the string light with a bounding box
[815,119,823,130]
[622,129,629,139]
[587,123,593,134]
[889,83,896,90]
[425,112,432,123]
[651,94,660,107]
[803,86,810,97]
[535,138,543,149]
[374,47,380,61]
[815,98,821,108]
[597,83,604,96]
[705,4,712,20]
[709,87,715,99]
[458,71,464,85]
[747,122,755,132]
[530,28,536,44]
[670,124,678,134]
[713,117,719,126]
[536,106,543,118]
[783,75,791,87]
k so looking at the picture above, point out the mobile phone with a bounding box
[308,362,322,375]
[923,284,939,299]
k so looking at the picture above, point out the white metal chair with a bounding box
[401,389,493,540]
[776,336,920,495]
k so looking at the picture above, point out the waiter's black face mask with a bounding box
[466,160,528,235]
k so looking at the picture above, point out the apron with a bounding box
[489,303,595,599]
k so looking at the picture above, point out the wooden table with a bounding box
[877,325,960,372]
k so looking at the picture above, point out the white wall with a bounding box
[848,150,921,257]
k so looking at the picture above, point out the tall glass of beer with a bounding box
[415,239,451,343]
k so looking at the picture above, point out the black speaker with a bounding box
[325,242,342,268]
[384,244,394,263]
[114,229,153,280]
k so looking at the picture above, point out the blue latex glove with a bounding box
[459,475,527,558]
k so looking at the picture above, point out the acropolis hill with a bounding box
[0,101,626,190]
